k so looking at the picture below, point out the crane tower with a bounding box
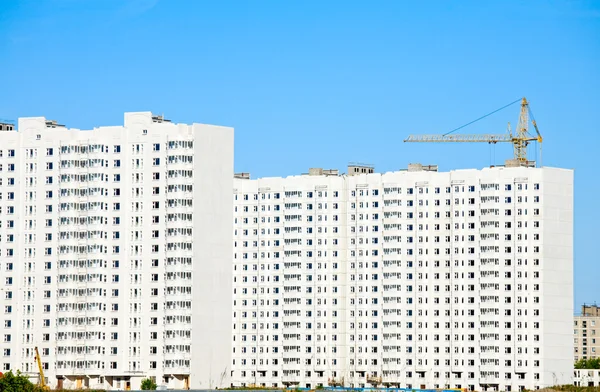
[404,97,543,167]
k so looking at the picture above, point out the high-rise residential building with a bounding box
[232,163,574,391]
[0,113,233,390]
[574,305,600,361]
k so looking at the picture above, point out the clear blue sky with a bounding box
[1,0,598,309]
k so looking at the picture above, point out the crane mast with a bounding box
[34,347,50,390]
[404,97,543,167]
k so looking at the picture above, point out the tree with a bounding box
[575,357,600,369]
[0,370,40,392]
[141,377,157,390]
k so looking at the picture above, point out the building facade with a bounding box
[232,164,574,391]
[574,369,600,387]
[574,305,600,361]
[0,113,233,390]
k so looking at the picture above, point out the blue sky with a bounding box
[1,0,598,309]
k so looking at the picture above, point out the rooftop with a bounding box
[235,163,439,180]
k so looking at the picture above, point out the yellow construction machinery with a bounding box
[404,97,543,167]
[34,347,50,391]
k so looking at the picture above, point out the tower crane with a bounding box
[404,97,543,167]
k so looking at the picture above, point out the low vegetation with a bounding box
[0,370,45,392]
[141,377,157,390]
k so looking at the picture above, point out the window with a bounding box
[153,158,160,166]
[114,145,121,153]
[153,143,160,151]
[46,148,53,156]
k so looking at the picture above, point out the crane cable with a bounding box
[443,97,522,136]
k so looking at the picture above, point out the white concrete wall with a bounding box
[190,123,234,389]
[539,168,574,387]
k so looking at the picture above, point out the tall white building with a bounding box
[0,113,233,390]
[232,163,574,392]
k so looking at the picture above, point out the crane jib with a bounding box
[403,97,543,166]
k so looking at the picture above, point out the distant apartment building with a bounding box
[0,113,233,390]
[582,305,600,317]
[232,163,574,392]
[574,305,600,361]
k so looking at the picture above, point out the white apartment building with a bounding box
[574,369,600,387]
[0,113,233,390]
[232,163,574,392]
